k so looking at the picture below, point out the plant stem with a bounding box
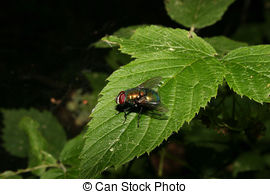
[232,94,235,121]
[189,26,195,38]
[158,148,166,177]
[0,163,65,178]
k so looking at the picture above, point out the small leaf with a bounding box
[19,117,57,176]
[105,48,132,70]
[204,36,248,56]
[1,109,66,158]
[0,171,22,179]
[223,45,270,103]
[165,0,235,29]
[40,168,64,179]
[233,151,264,177]
[40,168,79,179]
[60,132,85,167]
[80,25,224,178]
[92,25,146,48]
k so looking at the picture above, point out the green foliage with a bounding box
[1,109,66,158]
[105,48,132,70]
[59,132,85,167]
[204,36,248,56]
[19,117,57,176]
[92,25,146,48]
[80,25,225,178]
[91,26,136,70]
[165,0,235,28]
[40,168,79,179]
[0,171,22,179]
[40,168,65,179]
[40,133,85,178]
[81,21,270,177]
[223,45,270,103]
[233,152,264,177]
[1,0,270,179]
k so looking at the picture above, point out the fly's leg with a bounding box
[137,106,143,128]
[123,108,132,124]
[123,111,128,124]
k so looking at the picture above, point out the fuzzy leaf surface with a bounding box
[223,45,270,103]
[165,0,235,28]
[80,25,224,178]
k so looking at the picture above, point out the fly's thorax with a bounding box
[125,88,141,102]
[125,88,160,104]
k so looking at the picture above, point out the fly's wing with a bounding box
[145,102,168,112]
[137,77,168,120]
[138,77,162,89]
[137,96,168,111]
[145,103,169,120]
[153,103,169,112]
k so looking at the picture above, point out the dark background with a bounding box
[1,0,266,108]
[0,0,269,177]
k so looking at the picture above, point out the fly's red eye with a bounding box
[119,93,125,104]
[116,91,126,104]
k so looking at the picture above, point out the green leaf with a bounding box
[223,45,270,103]
[105,48,132,70]
[80,25,224,178]
[233,151,264,177]
[59,132,85,167]
[19,117,57,176]
[182,120,230,152]
[92,25,146,48]
[40,168,79,179]
[204,36,248,56]
[1,108,66,158]
[40,168,64,179]
[165,0,235,29]
[0,171,22,179]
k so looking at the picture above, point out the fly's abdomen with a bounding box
[144,88,160,104]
